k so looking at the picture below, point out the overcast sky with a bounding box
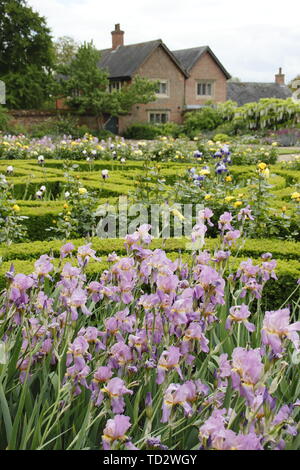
[27,0,300,83]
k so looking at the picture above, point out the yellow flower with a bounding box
[199,169,210,176]
[225,196,235,203]
[234,201,243,208]
[63,203,69,209]
[291,192,300,201]
[281,206,287,212]
[225,176,232,182]
[272,142,278,146]
[12,204,20,212]
[257,162,267,170]
[79,187,87,195]
[171,208,185,221]
[204,194,212,200]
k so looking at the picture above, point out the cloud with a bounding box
[27,0,300,82]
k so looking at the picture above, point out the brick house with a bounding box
[98,24,231,133]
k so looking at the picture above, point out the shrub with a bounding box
[183,105,223,135]
[123,123,162,140]
[0,106,9,131]
[213,133,231,143]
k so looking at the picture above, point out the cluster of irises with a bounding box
[191,144,232,184]
[1,207,299,450]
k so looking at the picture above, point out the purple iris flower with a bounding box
[226,304,256,332]
[157,346,182,384]
[102,415,131,450]
[262,308,300,354]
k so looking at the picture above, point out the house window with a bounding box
[149,112,169,124]
[155,80,169,97]
[109,81,124,93]
[196,81,214,97]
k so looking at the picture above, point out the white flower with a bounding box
[120,158,126,163]
[36,190,43,198]
[65,191,70,198]
[38,155,45,163]
[6,165,14,173]
[102,169,109,179]
[40,185,46,192]
[91,149,97,155]
[82,150,87,154]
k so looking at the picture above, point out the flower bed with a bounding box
[0,217,299,450]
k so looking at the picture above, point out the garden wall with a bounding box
[7,109,100,131]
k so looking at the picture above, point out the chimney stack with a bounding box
[111,24,124,50]
[275,67,285,85]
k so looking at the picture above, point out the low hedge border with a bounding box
[0,251,299,309]
[1,237,299,262]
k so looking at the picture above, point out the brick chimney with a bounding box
[111,24,124,50]
[275,67,285,85]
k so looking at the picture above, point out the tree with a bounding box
[54,36,79,67]
[58,41,158,130]
[228,77,242,82]
[0,0,55,108]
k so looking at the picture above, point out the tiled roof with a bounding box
[98,40,188,79]
[227,82,292,106]
[172,46,231,78]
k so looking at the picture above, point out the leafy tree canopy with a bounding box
[0,0,55,108]
[54,36,79,67]
[59,41,158,129]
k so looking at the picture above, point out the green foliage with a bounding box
[184,99,300,135]
[123,123,162,140]
[213,133,231,142]
[123,122,184,140]
[0,0,55,109]
[0,174,28,245]
[47,165,100,239]
[58,42,157,130]
[0,106,9,131]
[183,105,223,135]
[53,36,79,67]
[29,115,90,139]
[233,98,300,131]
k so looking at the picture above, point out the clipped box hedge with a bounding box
[0,249,299,308]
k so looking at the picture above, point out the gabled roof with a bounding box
[172,46,231,79]
[98,40,189,79]
[227,82,292,106]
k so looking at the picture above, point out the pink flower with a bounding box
[60,242,75,258]
[262,308,300,354]
[157,346,182,384]
[218,212,233,231]
[226,304,256,332]
[231,347,263,405]
[101,377,133,413]
[102,415,131,450]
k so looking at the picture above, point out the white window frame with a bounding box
[155,80,169,98]
[196,80,214,98]
[148,111,170,124]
